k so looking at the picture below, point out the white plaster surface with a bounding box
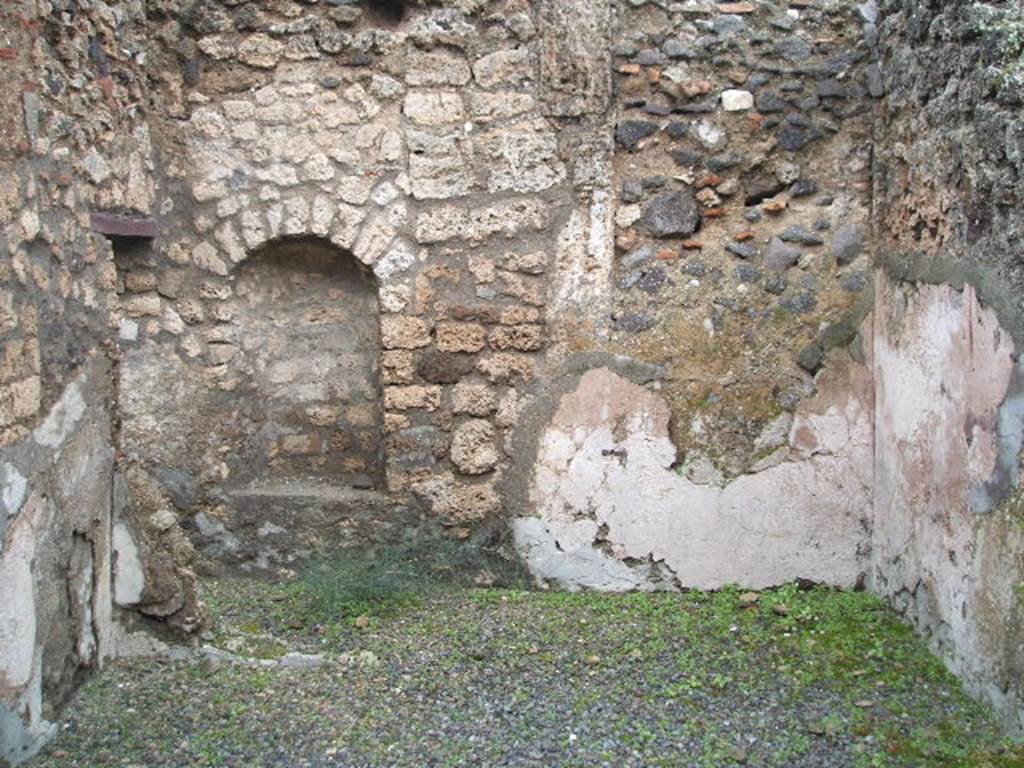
[516,361,873,590]
[0,496,42,694]
[871,276,1024,734]
[0,495,55,767]
[113,522,145,607]
[1,464,27,518]
[32,378,86,449]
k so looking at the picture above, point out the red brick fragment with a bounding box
[718,2,755,13]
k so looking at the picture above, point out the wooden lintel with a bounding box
[90,212,158,239]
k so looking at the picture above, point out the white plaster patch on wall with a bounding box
[549,189,615,343]
[112,522,145,607]
[518,364,874,591]
[0,492,57,768]
[513,517,655,592]
[32,377,86,449]
[1,463,27,518]
[971,358,1024,513]
[0,498,40,693]
[871,275,1024,734]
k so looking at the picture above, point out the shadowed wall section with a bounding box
[232,238,384,489]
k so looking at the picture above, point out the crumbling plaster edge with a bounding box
[499,351,665,521]
[872,259,1024,518]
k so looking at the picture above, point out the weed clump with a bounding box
[289,536,530,621]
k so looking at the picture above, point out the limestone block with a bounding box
[381,316,431,350]
[409,152,474,200]
[384,385,442,411]
[473,48,532,88]
[452,421,499,475]
[452,383,497,416]
[193,242,228,276]
[538,0,612,116]
[489,325,545,352]
[382,350,416,384]
[403,91,465,126]
[404,51,472,87]
[477,353,535,384]
[411,472,501,522]
[504,251,547,275]
[415,198,548,244]
[476,120,566,193]
[353,215,395,265]
[239,34,284,69]
[500,306,543,325]
[469,92,536,122]
[721,89,754,110]
[436,322,487,353]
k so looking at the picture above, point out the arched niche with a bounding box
[231,236,385,489]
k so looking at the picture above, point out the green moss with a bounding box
[977,3,1024,97]
[39,582,1024,768]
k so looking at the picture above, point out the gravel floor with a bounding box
[31,580,1023,768]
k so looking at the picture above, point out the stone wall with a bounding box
[870,0,1024,734]
[511,0,879,596]
[106,0,588,568]
[0,1,136,760]
[871,277,1024,735]
[0,361,115,766]
[510,0,1024,733]
[2,0,1024,760]
[0,2,206,762]
[607,0,876,476]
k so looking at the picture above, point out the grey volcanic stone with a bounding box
[621,179,643,203]
[417,352,476,384]
[797,343,825,373]
[640,190,700,238]
[832,224,864,265]
[615,120,658,150]
[662,39,696,59]
[779,125,821,151]
[615,313,656,333]
[764,238,802,271]
[621,245,655,269]
[765,273,788,295]
[756,91,786,112]
[777,35,813,62]
[841,270,870,293]
[637,267,667,294]
[781,292,818,314]
[780,225,825,246]
[664,121,688,139]
[736,265,762,284]
[791,179,819,197]
[707,153,744,172]
[726,242,758,260]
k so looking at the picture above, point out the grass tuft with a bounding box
[286,536,531,622]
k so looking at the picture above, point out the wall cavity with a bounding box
[232,238,384,488]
